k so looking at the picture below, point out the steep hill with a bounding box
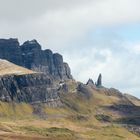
[0,59,35,76]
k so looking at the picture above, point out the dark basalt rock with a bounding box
[0,38,72,80]
[0,38,73,106]
[96,73,102,87]
[0,73,62,106]
[63,63,72,79]
[0,38,22,65]
[86,78,94,86]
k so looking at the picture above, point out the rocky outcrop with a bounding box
[96,73,102,87]
[77,83,93,99]
[0,73,62,107]
[0,38,73,107]
[0,38,72,80]
[0,39,22,65]
[86,78,94,86]
[86,74,103,88]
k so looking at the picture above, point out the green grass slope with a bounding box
[0,80,139,139]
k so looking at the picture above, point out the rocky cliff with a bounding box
[0,38,72,80]
[0,73,62,107]
[0,38,73,107]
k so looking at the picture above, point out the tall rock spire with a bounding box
[96,73,102,87]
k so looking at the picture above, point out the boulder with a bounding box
[86,78,94,86]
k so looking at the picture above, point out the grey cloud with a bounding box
[0,0,93,21]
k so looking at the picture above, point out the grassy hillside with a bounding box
[0,59,35,76]
[0,80,139,139]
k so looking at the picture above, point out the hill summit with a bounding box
[0,38,72,80]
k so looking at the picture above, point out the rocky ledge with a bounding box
[0,73,62,107]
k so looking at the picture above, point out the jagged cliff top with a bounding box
[0,59,35,76]
[0,38,73,80]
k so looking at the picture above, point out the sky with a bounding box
[0,0,140,97]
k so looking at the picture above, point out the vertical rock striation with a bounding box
[0,38,72,80]
[0,73,62,106]
[86,74,103,88]
[96,73,102,87]
[0,38,22,65]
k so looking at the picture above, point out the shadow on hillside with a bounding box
[104,104,140,126]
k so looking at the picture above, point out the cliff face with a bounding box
[0,39,72,80]
[0,39,22,65]
[86,74,103,88]
[0,38,73,107]
[0,73,62,107]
